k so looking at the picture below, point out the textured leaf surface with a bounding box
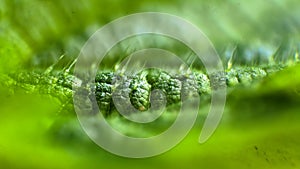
[0,0,300,169]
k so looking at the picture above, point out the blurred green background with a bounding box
[0,0,300,169]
